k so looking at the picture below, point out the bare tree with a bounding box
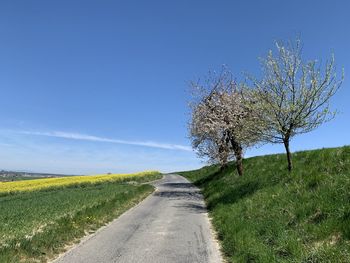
[189,68,261,176]
[251,39,343,171]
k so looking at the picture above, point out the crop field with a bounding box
[0,170,160,195]
[0,171,162,262]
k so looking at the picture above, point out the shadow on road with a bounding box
[173,203,207,214]
[153,181,207,214]
[161,182,196,189]
[154,190,202,201]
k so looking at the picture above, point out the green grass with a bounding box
[0,173,162,262]
[179,146,350,262]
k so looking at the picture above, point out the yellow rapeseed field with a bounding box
[0,171,160,195]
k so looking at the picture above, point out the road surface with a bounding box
[53,174,222,263]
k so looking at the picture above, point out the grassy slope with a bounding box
[0,173,162,262]
[179,146,350,262]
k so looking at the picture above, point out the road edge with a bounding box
[50,181,160,263]
[175,174,224,263]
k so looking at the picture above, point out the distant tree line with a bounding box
[189,38,343,175]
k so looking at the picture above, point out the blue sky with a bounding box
[0,0,349,174]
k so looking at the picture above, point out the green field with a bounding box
[179,146,350,262]
[0,173,162,262]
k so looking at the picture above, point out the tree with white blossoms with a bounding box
[250,38,343,171]
[189,89,233,169]
[189,68,261,176]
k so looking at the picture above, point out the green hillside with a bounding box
[179,146,350,262]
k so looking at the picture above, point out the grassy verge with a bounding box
[179,146,350,262]
[0,173,162,262]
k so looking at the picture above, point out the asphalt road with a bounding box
[53,174,222,263]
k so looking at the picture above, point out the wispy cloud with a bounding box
[19,131,192,151]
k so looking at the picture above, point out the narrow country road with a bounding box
[53,174,222,263]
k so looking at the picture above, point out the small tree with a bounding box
[251,39,343,171]
[189,68,260,176]
[190,91,234,169]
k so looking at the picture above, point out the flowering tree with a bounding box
[190,90,233,168]
[189,68,261,176]
[251,39,343,171]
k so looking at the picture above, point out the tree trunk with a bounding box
[283,138,292,172]
[229,137,244,176]
[220,162,228,172]
[235,147,243,176]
